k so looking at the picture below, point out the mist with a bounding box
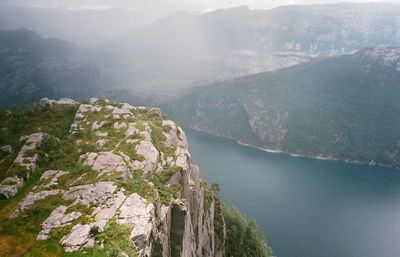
[1,2,400,257]
[1,1,400,106]
[1,0,399,11]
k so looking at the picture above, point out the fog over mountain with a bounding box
[2,2,400,257]
[2,3,400,105]
[0,7,167,46]
[1,0,399,12]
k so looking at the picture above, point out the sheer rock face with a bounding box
[3,98,225,257]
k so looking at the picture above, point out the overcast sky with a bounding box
[1,0,400,12]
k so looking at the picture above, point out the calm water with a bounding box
[186,130,400,257]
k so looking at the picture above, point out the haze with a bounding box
[1,0,400,11]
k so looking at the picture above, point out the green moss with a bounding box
[8,164,28,179]
[66,204,91,216]
[114,142,144,162]
[1,194,66,239]
[119,169,156,203]
[151,126,176,158]
[153,166,181,185]
[96,219,138,257]
[38,135,79,171]
[203,183,214,212]
[162,125,172,133]
[153,166,182,205]
[135,121,145,131]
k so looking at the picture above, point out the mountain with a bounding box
[199,3,400,55]
[163,46,400,168]
[0,7,166,46]
[106,3,400,97]
[4,3,400,104]
[117,3,400,56]
[0,29,117,108]
[0,98,272,257]
[3,3,400,107]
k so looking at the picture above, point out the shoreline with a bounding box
[188,127,398,170]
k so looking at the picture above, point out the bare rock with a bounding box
[89,98,99,104]
[112,106,133,120]
[39,98,77,106]
[63,182,117,206]
[14,132,43,175]
[80,152,97,167]
[91,120,106,131]
[37,206,81,240]
[39,98,56,106]
[95,131,108,137]
[126,122,152,141]
[175,147,191,171]
[92,189,126,230]
[161,120,187,149]
[61,223,99,252]
[0,176,24,199]
[114,121,127,130]
[118,193,154,252]
[81,152,130,179]
[95,139,108,150]
[11,189,62,218]
[1,145,13,154]
[57,98,78,105]
[132,141,159,180]
[74,113,84,121]
[40,170,69,189]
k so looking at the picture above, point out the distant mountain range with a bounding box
[115,3,400,56]
[3,3,400,99]
[164,46,400,168]
[2,4,400,168]
[107,3,400,94]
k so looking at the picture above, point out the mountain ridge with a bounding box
[164,46,400,169]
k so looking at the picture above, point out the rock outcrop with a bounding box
[0,98,225,257]
[0,132,44,198]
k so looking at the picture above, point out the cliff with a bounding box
[0,98,226,257]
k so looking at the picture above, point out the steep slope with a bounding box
[164,46,400,168]
[0,98,272,257]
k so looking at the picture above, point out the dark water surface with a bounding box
[186,130,400,257]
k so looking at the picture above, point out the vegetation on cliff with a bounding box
[0,99,272,257]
